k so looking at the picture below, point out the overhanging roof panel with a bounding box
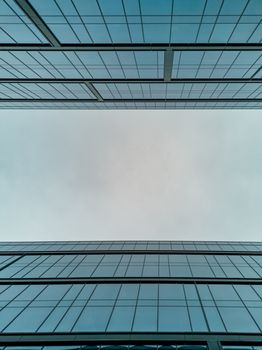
[0,0,261,109]
[26,0,262,44]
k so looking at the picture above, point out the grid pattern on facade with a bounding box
[1,241,262,252]
[0,0,261,109]
[1,282,262,333]
[1,241,262,348]
[1,254,262,279]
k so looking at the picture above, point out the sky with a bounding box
[0,109,262,242]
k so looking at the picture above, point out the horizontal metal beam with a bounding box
[1,78,262,84]
[0,249,262,256]
[0,332,262,346]
[0,98,261,103]
[15,0,60,47]
[0,277,261,285]
[0,43,261,51]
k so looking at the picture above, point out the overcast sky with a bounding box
[0,109,262,242]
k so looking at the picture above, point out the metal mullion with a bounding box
[0,22,16,43]
[95,0,114,43]
[168,0,174,43]
[1,283,49,332]
[222,51,242,79]
[195,0,208,43]
[0,55,28,79]
[0,87,17,99]
[130,284,141,332]
[199,82,209,99]
[14,0,60,46]
[55,82,79,99]
[207,0,225,43]
[31,82,62,99]
[212,255,228,279]
[37,254,66,278]
[247,18,262,43]
[183,284,193,332]
[233,285,262,332]
[194,51,205,79]
[9,51,42,78]
[133,51,141,79]
[226,256,246,278]
[194,280,211,332]
[0,255,24,273]
[38,51,66,79]
[12,82,44,99]
[70,283,98,332]
[226,0,251,43]
[206,284,228,332]
[36,283,75,332]
[248,83,262,99]
[203,255,216,278]
[123,254,132,277]
[115,82,127,99]
[240,255,262,278]
[104,281,122,332]
[63,52,86,79]
[231,82,248,99]
[210,82,227,99]
[69,0,94,43]
[66,254,87,278]
[53,0,82,44]
[112,253,125,277]
[55,254,78,278]
[26,51,57,79]
[115,51,127,79]
[51,82,75,99]
[90,254,107,277]
[0,82,35,99]
[53,283,86,332]
[208,50,224,79]
[4,0,44,44]
[121,0,132,43]
[74,51,94,79]
[138,0,145,43]
[18,255,52,278]
[0,57,19,79]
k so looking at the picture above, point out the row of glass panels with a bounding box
[94,83,262,99]
[0,346,207,350]
[1,283,262,333]
[3,0,261,44]
[1,241,262,251]
[2,254,262,279]
[0,51,261,79]
[0,346,262,350]
[1,82,262,100]
[1,101,262,109]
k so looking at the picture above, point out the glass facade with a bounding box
[0,241,262,349]
[0,0,261,109]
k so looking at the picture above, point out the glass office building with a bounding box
[0,0,261,109]
[0,241,262,349]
